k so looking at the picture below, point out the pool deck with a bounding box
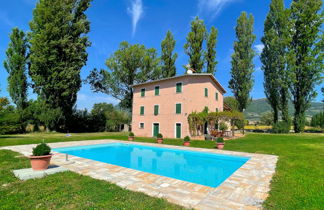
[2,140,278,210]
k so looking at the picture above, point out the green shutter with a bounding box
[140,123,144,128]
[205,88,208,97]
[176,83,182,93]
[155,86,159,95]
[176,103,181,114]
[176,123,181,138]
[215,92,218,101]
[141,88,145,97]
[154,105,159,115]
[216,108,219,112]
[140,106,144,115]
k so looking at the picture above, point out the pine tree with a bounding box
[29,0,92,130]
[205,26,218,74]
[3,28,28,111]
[229,12,256,112]
[87,42,161,111]
[287,0,323,132]
[261,0,289,124]
[184,16,206,73]
[161,30,177,78]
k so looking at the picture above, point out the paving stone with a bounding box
[13,165,69,180]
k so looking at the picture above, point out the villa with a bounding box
[131,73,227,138]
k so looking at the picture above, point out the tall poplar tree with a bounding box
[287,0,323,132]
[161,30,177,78]
[229,12,256,112]
[29,0,92,130]
[261,0,289,124]
[3,28,28,111]
[184,16,206,73]
[205,26,218,74]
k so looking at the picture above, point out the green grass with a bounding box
[1,132,323,209]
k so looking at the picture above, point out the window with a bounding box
[215,92,218,101]
[140,106,144,115]
[176,103,182,114]
[216,108,219,112]
[154,105,159,116]
[204,88,208,97]
[140,123,144,129]
[155,86,160,96]
[141,88,145,97]
[176,83,182,93]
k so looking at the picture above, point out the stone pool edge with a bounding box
[1,140,278,210]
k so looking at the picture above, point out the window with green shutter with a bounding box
[204,88,208,97]
[216,108,219,112]
[176,103,182,114]
[154,105,159,116]
[140,106,144,115]
[140,123,144,129]
[141,88,145,97]
[215,92,218,101]
[176,83,182,93]
[155,86,160,96]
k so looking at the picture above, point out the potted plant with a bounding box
[29,143,52,170]
[128,132,135,141]
[216,137,225,149]
[156,133,163,144]
[183,136,190,146]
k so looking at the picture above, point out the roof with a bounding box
[131,73,226,93]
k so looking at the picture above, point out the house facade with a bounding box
[131,74,226,139]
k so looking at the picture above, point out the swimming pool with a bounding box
[54,143,250,187]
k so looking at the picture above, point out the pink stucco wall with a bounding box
[132,75,224,138]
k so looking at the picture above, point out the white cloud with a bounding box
[198,0,238,19]
[254,44,264,54]
[127,0,143,36]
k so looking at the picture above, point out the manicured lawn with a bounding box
[0,132,323,209]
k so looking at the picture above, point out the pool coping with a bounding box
[2,140,278,209]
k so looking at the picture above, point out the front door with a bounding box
[153,123,159,137]
[176,123,181,138]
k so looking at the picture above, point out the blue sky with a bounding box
[0,0,322,110]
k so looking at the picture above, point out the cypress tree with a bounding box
[3,28,28,111]
[261,0,289,124]
[205,26,218,74]
[229,12,256,112]
[161,30,177,78]
[29,0,92,130]
[287,0,323,132]
[184,16,206,73]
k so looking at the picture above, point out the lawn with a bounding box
[1,132,323,209]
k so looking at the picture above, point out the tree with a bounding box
[229,12,256,112]
[224,96,239,111]
[87,41,161,111]
[161,30,177,78]
[205,26,218,74]
[260,112,274,126]
[261,0,289,124]
[287,0,323,132]
[3,28,28,111]
[29,0,92,130]
[184,16,206,73]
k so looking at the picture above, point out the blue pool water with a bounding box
[54,143,249,187]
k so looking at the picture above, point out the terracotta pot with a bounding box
[217,143,225,149]
[157,138,163,144]
[183,141,190,146]
[128,136,134,141]
[29,154,53,170]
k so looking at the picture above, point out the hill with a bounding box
[244,98,323,122]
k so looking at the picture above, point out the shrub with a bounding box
[219,122,228,132]
[157,133,163,138]
[32,143,51,156]
[272,121,290,133]
[129,132,134,137]
[217,137,224,143]
[184,136,190,142]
